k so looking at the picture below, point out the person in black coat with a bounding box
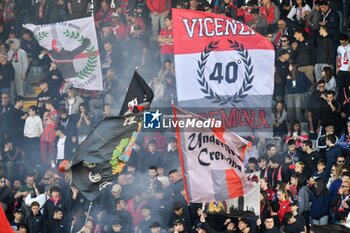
[26,201,45,233]
[43,186,65,222]
[259,216,280,233]
[0,53,15,94]
[42,208,66,233]
[50,0,69,23]
[0,175,15,219]
[319,1,340,42]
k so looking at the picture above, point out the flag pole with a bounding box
[84,202,93,227]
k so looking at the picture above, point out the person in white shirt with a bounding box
[23,105,43,167]
[287,0,311,27]
[56,129,66,166]
[24,184,48,213]
[336,34,350,102]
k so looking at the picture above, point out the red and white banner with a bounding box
[173,106,253,203]
[173,9,275,137]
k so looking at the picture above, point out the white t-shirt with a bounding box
[57,136,66,160]
[337,44,350,71]
[287,4,312,21]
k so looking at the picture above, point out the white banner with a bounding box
[24,17,103,90]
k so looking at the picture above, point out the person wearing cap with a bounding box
[0,52,14,96]
[110,12,127,41]
[126,12,146,36]
[100,22,117,46]
[168,202,192,233]
[315,25,335,82]
[7,39,28,97]
[247,8,268,35]
[10,208,25,231]
[172,219,188,233]
[336,34,350,100]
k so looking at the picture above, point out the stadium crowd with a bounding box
[0,0,349,232]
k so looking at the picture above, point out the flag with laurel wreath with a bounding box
[24,17,103,90]
[172,9,275,137]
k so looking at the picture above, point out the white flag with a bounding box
[24,17,103,90]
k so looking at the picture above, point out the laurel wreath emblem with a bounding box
[63,30,98,80]
[35,32,49,41]
[197,40,254,106]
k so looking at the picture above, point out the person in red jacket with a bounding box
[276,188,291,224]
[146,0,171,40]
[158,16,174,65]
[94,0,114,29]
[259,0,280,32]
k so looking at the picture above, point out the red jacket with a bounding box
[94,8,114,24]
[125,198,148,227]
[260,3,278,25]
[146,0,171,13]
[278,199,291,224]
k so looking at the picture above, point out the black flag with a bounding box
[119,71,154,116]
[64,71,153,201]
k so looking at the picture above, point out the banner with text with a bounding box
[24,17,103,90]
[173,9,275,137]
[174,106,254,203]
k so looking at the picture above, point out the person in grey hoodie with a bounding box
[297,174,312,233]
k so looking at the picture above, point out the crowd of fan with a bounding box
[0,0,349,232]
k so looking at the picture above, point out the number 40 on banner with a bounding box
[209,62,239,84]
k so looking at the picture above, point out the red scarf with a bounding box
[50,196,61,206]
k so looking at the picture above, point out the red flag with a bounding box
[0,204,13,233]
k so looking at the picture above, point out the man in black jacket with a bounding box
[0,175,15,219]
[0,53,15,96]
[307,80,327,133]
[26,201,45,233]
[292,28,315,91]
[315,25,336,82]
[319,1,340,42]
[42,208,66,233]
